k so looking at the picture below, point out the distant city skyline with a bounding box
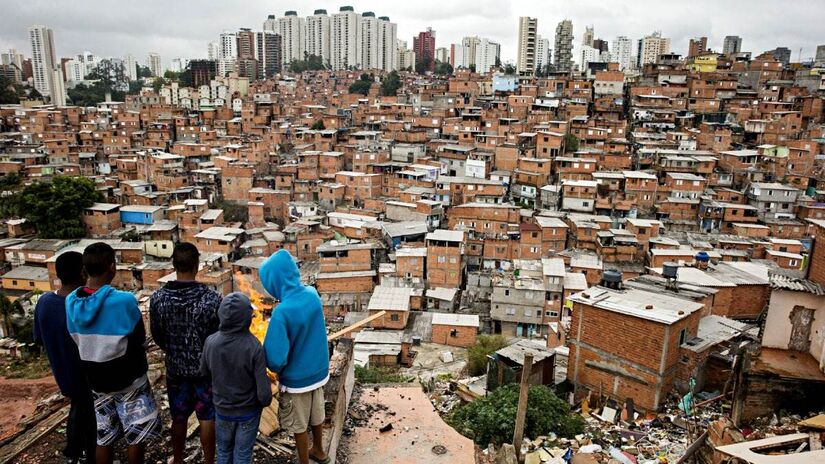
[1,0,823,71]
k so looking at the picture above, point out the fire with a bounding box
[234,272,272,342]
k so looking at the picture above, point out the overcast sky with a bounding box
[1,0,822,69]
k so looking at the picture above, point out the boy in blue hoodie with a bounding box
[66,242,161,464]
[260,250,330,464]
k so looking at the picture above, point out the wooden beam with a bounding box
[327,311,387,341]
[0,404,70,464]
[512,353,533,459]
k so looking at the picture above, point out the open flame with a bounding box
[234,272,272,342]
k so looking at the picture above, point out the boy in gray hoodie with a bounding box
[200,293,272,464]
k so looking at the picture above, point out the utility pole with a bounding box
[512,353,534,460]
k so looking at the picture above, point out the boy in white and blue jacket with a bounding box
[261,250,330,464]
[66,242,161,464]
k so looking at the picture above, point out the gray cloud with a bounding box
[0,0,822,69]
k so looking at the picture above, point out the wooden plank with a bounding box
[0,404,70,464]
[327,311,387,341]
[512,354,533,459]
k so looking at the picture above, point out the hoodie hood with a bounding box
[259,249,302,301]
[219,292,253,334]
[66,285,120,330]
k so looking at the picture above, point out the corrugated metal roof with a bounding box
[770,274,825,296]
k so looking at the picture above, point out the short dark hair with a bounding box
[172,242,200,274]
[83,242,115,278]
[55,251,84,285]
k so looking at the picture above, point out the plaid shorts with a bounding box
[94,376,162,446]
[167,375,215,423]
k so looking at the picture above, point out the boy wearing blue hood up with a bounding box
[66,242,161,464]
[260,250,330,464]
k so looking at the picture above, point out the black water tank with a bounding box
[602,269,623,288]
[663,262,679,279]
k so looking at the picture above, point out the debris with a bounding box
[431,444,447,455]
[379,423,393,433]
[440,351,454,363]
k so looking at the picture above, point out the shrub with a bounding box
[467,334,508,376]
[450,384,585,445]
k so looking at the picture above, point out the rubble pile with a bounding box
[343,386,390,436]
[425,379,463,415]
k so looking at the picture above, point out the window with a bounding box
[549,311,559,318]
[504,289,510,296]
[390,314,399,321]
[679,328,687,345]
[506,308,515,315]
[437,256,446,263]
[789,259,799,267]
[449,257,457,264]
[523,309,532,317]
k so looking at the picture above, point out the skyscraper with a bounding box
[278,11,306,67]
[124,54,137,81]
[218,31,237,76]
[723,36,743,55]
[331,6,359,70]
[236,28,257,79]
[516,17,537,75]
[207,41,219,60]
[637,32,670,67]
[771,47,791,66]
[474,38,500,74]
[147,53,162,77]
[413,28,436,72]
[306,9,331,63]
[612,36,633,71]
[688,37,708,57]
[359,12,380,69]
[378,16,398,72]
[255,31,282,78]
[582,26,594,47]
[28,25,58,99]
[554,20,574,72]
[535,36,550,74]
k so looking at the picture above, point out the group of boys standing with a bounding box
[34,242,330,464]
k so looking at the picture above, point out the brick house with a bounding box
[431,313,479,348]
[567,286,705,411]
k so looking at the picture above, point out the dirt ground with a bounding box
[0,376,58,442]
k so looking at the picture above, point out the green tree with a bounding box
[564,133,579,153]
[288,53,328,72]
[415,55,434,74]
[450,384,585,445]
[11,177,103,238]
[28,87,43,100]
[467,334,508,376]
[0,76,20,104]
[348,73,373,95]
[67,59,130,106]
[503,63,517,75]
[152,77,167,92]
[311,119,326,130]
[137,65,153,78]
[0,172,21,189]
[380,70,401,96]
[434,60,453,76]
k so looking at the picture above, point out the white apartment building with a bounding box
[377,16,397,71]
[279,11,306,66]
[331,6,359,70]
[536,36,551,73]
[124,54,138,80]
[612,36,633,71]
[359,12,380,70]
[475,38,500,74]
[637,32,670,67]
[306,9,331,62]
[516,16,537,75]
[397,40,415,70]
[218,31,237,77]
[28,25,57,98]
[65,59,85,82]
[147,52,162,77]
